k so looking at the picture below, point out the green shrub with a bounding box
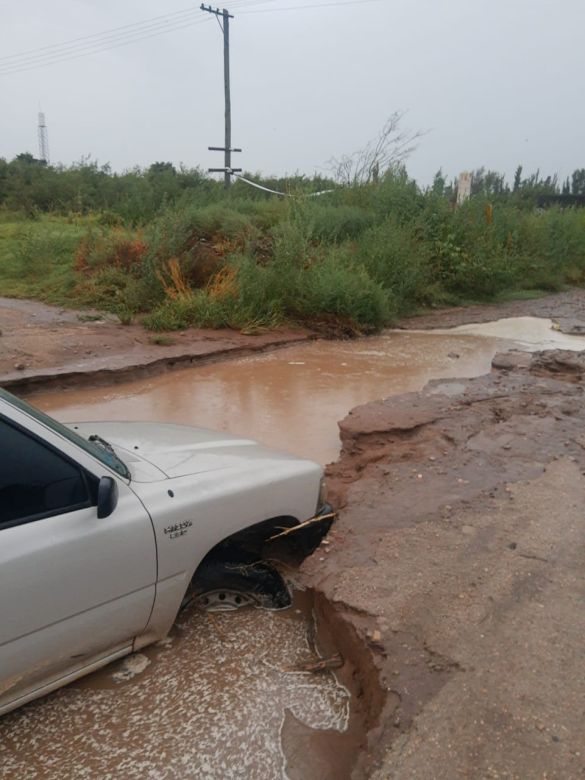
[309,204,373,243]
[293,250,393,329]
[357,218,430,307]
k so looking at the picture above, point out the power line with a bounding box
[239,0,383,13]
[0,0,376,77]
[0,7,201,64]
[233,172,334,197]
[0,0,274,74]
[0,16,211,76]
[0,12,204,72]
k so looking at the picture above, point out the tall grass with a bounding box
[2,171,585,332]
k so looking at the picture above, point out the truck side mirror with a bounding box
[97,476,119,519]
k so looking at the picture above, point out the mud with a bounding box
[4,288,585,394]
[301,347,585,778]
[23,330,505,465]
[399,288,585,331]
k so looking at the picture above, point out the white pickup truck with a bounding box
[0,388,331,716]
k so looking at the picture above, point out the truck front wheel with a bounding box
[183,558,292,613]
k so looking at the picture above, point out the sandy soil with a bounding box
[301,344,585,778]
[0,297,313,392]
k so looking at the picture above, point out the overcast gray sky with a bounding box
[1,0,583,185]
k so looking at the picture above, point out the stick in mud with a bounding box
[267,513,336,542]
[280,653,345,675]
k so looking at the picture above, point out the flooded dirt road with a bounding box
[27,317,585,465]
[5,316,585,780]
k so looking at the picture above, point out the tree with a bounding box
[148,161,177,176]
[571,169,585,195]
[328,111,425,186]
[513,165,523,192]
[14,152,43,165]
[432,169,446,196]
[470,168,507,196]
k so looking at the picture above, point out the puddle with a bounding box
[29,317,585,465]
[425,315,585,350]
[0,594,351,780]
[6,315,585,778]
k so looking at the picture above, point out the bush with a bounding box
[357,218,430,307]
[75,228,147,275]
[309,204,373,243]
[294,250,393,330]
[145,248,392,334]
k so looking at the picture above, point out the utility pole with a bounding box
[200,5,242,188]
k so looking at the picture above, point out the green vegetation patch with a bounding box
[1,158,585,334]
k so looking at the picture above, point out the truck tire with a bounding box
[184,558,292,612]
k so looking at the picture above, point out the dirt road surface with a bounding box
[0,296,312,392]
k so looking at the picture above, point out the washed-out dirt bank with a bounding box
[300,348,585,778]
[4,289,585,393]
[0,297,314,392]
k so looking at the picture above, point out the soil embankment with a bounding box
[301,347,585,778]
[0,297,313,392]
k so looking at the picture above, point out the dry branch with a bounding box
[328,111,425,186]
[267,513,336,542]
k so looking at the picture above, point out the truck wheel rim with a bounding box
[194,589,261,612]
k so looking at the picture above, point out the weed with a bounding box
[148,334,176,346]
[77,313,104,322]
[116,309,134,326]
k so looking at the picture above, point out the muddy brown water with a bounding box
[4,317,585,779]
[1,594,351,780]
[26,317,585,466]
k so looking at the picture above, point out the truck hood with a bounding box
[69,421,300,482]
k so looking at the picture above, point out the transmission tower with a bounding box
[37,112,49,163]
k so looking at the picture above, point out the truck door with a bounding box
[0,418,157,713]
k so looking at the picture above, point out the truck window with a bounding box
[0,419,92,527]
[0,389,130,480]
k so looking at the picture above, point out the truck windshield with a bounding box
[0,389,131,480]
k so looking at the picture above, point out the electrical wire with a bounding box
[0,7,201,64]
[0,0,274,75]
[232,172,335,197]
[239,0,383,13]
[0,16,211,76]
[0,0,373,77]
